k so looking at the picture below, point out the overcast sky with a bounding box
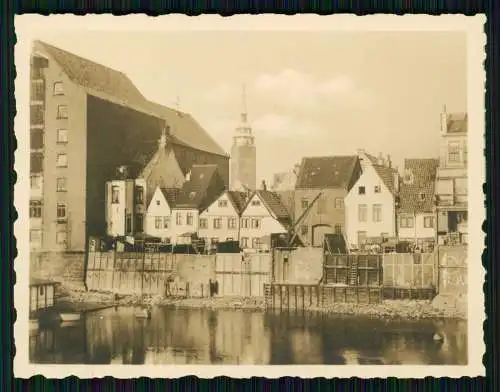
[34,30,467,184]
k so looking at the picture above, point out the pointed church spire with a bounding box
[241,84,248,123]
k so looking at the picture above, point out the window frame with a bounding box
[56,153,68,168]
[111,186,120,204]
[358,204,367,222]
[57,104,68,119]
[199,218,208,229]
[29,200,43,218]
[53,81,64,96]
[447,141,461,163]
[56,177,67,192]
[423,216,434,228]
[56,128,68,144]
[358,186,366,195]
[400,215,415,229]
[372,204,382,222]
[56,203,67,220]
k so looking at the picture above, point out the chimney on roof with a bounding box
[387,154,392,168]
[441,104,448,135]
[377,152,385,166]
[261,180,267,191]
[116,165,129,180]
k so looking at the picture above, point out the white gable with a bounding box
[346,165,393,202]
[147,187,172,216]
[241,193,274,218]
[200,191,239,217]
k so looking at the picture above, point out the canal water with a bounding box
[30,306,467,365]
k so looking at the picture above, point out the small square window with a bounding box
[251,200,261,206]
[57,105,68,119]
[56,153,67,167]
[53,81,64,95]
[218,200,228,208]
[156,200,160,206]
[56,177,67,192]
[301,199,309,209]
[374,185,381,193]
[57,129,68,144]
[358,186,366,195]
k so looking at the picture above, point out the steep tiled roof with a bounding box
[447,113,468,134]
[36,41,145,105]
[227,191,248,214]
[399,158,439,213]
[242,190,292,229]
[35,41,227,157]
[143,101,227,156]
[296,156,359,189]
[373,165,399,195]
[174,165,225,211]
[160,187,181,207]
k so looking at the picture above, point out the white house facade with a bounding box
[239,190,290,251]
[144,186,178,242]
[345,163,398,248]
[198,191,246,247]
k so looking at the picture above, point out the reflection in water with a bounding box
[30,307,467,365]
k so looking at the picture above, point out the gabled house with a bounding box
[144,186,180,242]
[397,158,439,249]
[435,107,468,245]
[294,156,362,247]
[239,187,291,251]
[198,190,248,248]
[170,165,226,244]
[345,159,399,249]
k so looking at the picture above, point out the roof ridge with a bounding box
[36,40,129,77]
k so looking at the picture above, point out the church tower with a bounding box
[230,85,256,191]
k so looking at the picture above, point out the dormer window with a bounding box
[403,169,414,184]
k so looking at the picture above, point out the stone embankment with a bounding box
[59,289,466,320]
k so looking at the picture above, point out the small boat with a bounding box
[59,312,81,322]
[29,318,39,332]
[134,308,152,319]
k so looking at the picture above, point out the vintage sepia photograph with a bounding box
[14,15,485,378]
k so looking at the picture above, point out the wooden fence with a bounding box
[215,253,271,297]
[86,251,272,298]
[323,254,383,287]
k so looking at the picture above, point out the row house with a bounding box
[397,158,439,250]
[169,165,227,245]
[294,156,362,247]
[435,108,468,245]
[141,175,290,251]
[345,155,399,249]
[239,189,291,251]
